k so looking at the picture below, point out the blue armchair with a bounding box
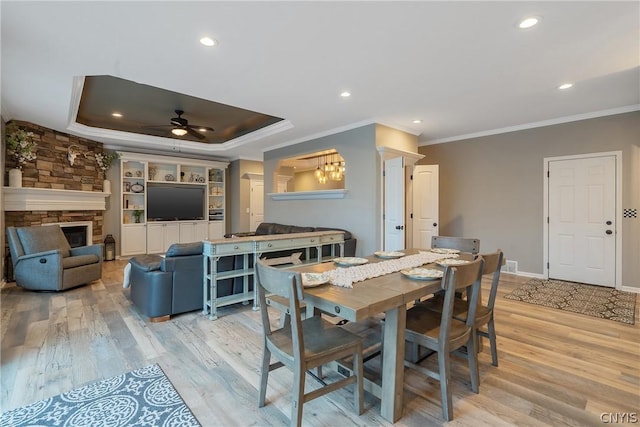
[6,225,103,291]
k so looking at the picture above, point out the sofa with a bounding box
[128,223,356,320]
[6,225,103,291]
[128,242,235,320]
[228,222,357,260]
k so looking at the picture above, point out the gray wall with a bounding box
[418,111,640,288]
[264,125,379,256]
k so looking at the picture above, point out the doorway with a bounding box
[411,165,439,250]
[544,152,621,287]
[378,146,424,250]
[244,173,264,232]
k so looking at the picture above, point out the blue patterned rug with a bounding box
[0,364,200,427]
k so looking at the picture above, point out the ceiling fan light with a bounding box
[171,128,188,136]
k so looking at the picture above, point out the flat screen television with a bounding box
[147,185,205,221]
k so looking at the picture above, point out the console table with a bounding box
[202,230,345,320]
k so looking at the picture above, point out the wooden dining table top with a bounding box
[290,248,449,321]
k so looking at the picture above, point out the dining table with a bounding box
[288,248,460,423]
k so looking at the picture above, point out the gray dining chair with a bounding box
[431,236,480,254]
[383,256,484,421]
[420,249,504,367]
[255,259,364,427]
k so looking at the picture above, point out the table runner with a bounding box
[325,251,458,288]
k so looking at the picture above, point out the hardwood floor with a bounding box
[1,260,638,426]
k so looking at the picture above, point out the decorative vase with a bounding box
[9,168,22,188]
[103,179,111,194]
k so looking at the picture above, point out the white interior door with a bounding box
[250,179,264,232]
[384,156,405,251]
[548,155,616,286]
[412,165,439,250]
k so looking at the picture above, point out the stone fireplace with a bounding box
[3,120,111,281]
[3,190,108,280]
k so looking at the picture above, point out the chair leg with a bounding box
[487,318,499,367]
[467,334,480,394]
[258,348,271,407]
[291,366,305,427]
[438,351,454,421]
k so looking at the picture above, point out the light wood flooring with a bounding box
[1,260,638,426]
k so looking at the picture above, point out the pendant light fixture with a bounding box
[314,156,324,179]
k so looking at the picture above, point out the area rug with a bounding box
[504,279,636,325]
[0,364,200,427]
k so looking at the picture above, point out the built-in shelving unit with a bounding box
[118,152,229,257]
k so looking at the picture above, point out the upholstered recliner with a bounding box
[6,225,103,291]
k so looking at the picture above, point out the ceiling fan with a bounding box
[165,109,214,139]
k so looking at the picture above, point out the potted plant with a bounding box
[95,151,118,193]
[133,210,143,223]
[6,123,37,187]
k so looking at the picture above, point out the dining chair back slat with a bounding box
[431,236,480,254]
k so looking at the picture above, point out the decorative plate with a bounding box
[333,257,369,267]
[430,248,461,254]
[165,174,175,181]
[125,171,133,177]
[401,268,444,280]
[302,272,329,288]
[130,183,144,193]
[374,251,405,259]
[437,258,470,267]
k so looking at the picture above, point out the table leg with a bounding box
[381,305,405,422]
[202,255,209,316]
[209,256,219,320]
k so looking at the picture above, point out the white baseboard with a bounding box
[502,270,544,279]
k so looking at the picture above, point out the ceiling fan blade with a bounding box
[171,118,188,127]
[186,126,206,139]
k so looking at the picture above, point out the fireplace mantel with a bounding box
[2,187,110,211]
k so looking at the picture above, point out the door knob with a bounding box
[433,223,438,227]
[606,220,612,225]
[606,230,613,235]
[395,225,404,230]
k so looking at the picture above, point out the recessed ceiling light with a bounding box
[518,17,539,29]
[412,119,422,124]
[111,112,122,118]
[340,91,351,98]
[558,83,574,90]
[200,37,217,47]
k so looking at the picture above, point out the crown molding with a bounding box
[421,105,640,145]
